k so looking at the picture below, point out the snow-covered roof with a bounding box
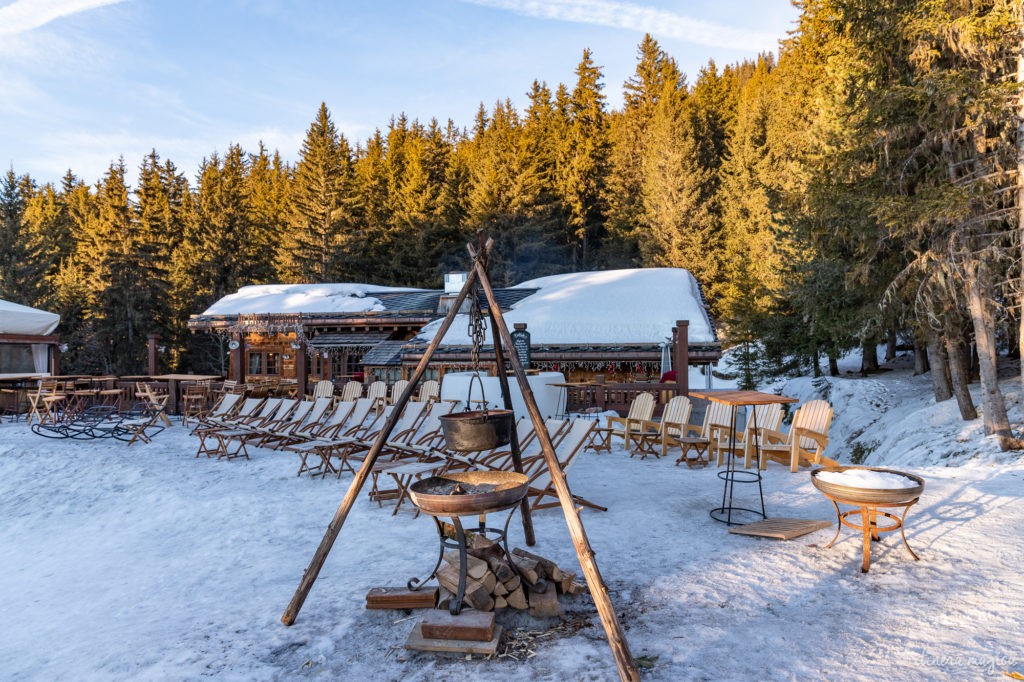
[200,283,426,316]
[415,268,715,346]
[0,299,60,336]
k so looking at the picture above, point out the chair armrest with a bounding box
[759,427,787,445]
[791,427,828,450]
[634,419,660,434]
[683,423,702,437]
[605,415,626,429]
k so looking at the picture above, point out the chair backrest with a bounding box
[792,400,833,450]
[308,400,355,438]
[390,380,410,404]
[365,381,387,404]
[418,379,440,402]
[627,392,656,422]
[659,396,692,439]
[700,401,734,440]
[302,397,334,429]
[209,392,242,417]
[747,403,783,435]
[340,398,376,436]
[528,418,596,489]
[312,380,335,399]
[389,400,430,438]
[340,380,362,402]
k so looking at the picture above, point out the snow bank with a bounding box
[816,469,918,489]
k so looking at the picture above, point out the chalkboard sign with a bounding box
[510,326,531,368]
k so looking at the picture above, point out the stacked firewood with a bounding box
[434,527,586,617]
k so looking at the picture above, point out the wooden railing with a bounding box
[564,382,686,417]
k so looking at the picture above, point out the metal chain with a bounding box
[468,284,487,372]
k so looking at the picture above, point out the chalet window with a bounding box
[247,351,281,376]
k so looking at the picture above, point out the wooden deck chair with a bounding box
[302,398,379,476]
[591,392,655,453]
[210,397,298,460]
[758,400,836,472]
[710,402,785,468]
[137,383,172,427]
[340,380,362,402]
[113,402,167,446]
[389,380,410,404]
[281,400,357,476]
[631,395,692,459]
[365,380,387,409]
[269,396,335,448]
[525,419,605,512]
[672,400,732,467]
[311,379,335,399]
[181,383,210,427]
[250,398,319,447]
[418,379,440,402]
[192,396,264,456]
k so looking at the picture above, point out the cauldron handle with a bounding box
[464,371,490,416]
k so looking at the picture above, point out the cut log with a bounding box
[557,571,576,595]
[437,586,454,610]
[436,564,494,612]
[420,609,495,642]
[479,571,497,594]
[365,586,437,610]
[492,580,508,597]
[467,546,515,582]
[506,585,528,610]
[493,595,507,610]
[443,550,489,581]
[527,583,562,618]
[503,574,521,592]
[567,579,588,595]
[512,547,564,581]
[509,555,540,585]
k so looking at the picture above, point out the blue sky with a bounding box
[0,0,798,186]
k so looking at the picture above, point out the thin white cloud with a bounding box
[0,0,127,37]
[461,0,778,51]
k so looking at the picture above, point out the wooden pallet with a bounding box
[728,518,831,540]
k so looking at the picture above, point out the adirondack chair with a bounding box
[311,379,335,399]
[389,380,410,404]
[758,399,836,472]
[712,402,785,468]
[365,380,388,411]
[671,400,732,467]
[590,392,656,452]
[418,379,440,402]
[631,395,692,459]
[340,380,363,402]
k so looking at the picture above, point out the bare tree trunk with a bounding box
[965,257,1015,446]
[828,351,840,377]
[860,338,879,375]
[1018,28,1024,397]
[944,321,978,420]
[885,326,897,363]
[926,329,952,401]
[913,334,929,376]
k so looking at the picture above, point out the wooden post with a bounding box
[230,335,244,384]
[147,335,161,376]
[674,320,689,397]
[472,258,640,682]
[295,342,308,397]
[51,343,61,375]
[281,258,484,627]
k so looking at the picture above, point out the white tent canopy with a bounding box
[0,299,60,336]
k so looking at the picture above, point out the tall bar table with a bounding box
[689,389,797,526]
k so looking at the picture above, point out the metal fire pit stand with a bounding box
[408,502,527,615]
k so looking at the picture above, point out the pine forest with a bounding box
[2,0,1022,447]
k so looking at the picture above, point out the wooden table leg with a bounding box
[860,506,872,573]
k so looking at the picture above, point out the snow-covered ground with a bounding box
[2,358,1022,680]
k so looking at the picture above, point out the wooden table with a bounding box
[689,390,797,526]
[151,374,222,415]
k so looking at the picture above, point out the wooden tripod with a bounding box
[280,236,639,681]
